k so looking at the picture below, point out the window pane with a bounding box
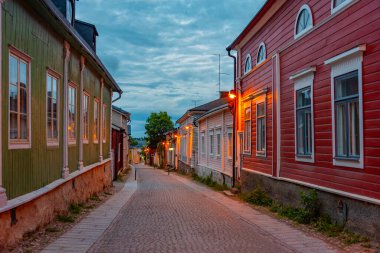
[305,109,312,154]
[47,75,52,93]
[9,84,18,112]
[336,103,347,157]
[335,71,358,100]
[47,96,52,116]
[257,103,265,117]
[53,98,57,119]
[297,108,312,155]
[20,62,27,89]
[10,113,18,139]
[53,119,58,139]
[47,117,52,139]
[334,0,346,7]
[52,78,57,100]
[20,88,27,114]
[20,114,27,140]
[245,107,251,119]
[348,101,360,157]
[296,88,311,108]
[10,56,18,86]
[296,9,311,34]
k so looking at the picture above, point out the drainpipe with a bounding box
[0,0,7,207]
[78,56,85,170]
[227,49,237,188]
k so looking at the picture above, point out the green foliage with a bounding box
[45,227,60,233]
[129,136,139,147]
[57,215,74,223]
[314,215,343,237]
[89,193,100,201]
[300,189,319,221]
[145,112,174,149]
[69,203,83,215]
[241,187,273,207]
[192,174,228,191]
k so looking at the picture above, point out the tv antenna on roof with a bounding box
[191,100,201,107]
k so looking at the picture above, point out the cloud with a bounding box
[76,0,266,137]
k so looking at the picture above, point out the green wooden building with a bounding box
[0,0,122,205]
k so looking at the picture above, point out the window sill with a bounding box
[256,152,266,158]
[295,155,314,163]
[83,140,89,144]
[94,140,99,144]
[333,156,363,169]
[68,141,76,147]
[9,142,31,150]
[334,156,360,162]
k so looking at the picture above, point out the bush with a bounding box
[242,187,273,207]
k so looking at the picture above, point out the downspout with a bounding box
[62,41,71,179]
[227,49,237,188]
[112,90,122,103]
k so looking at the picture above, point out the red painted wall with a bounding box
[238,0,380,200]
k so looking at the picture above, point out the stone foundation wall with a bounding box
[178,160,193,175]
[241,169,380,242]
[0,161,112,247]
[196,165,233,187]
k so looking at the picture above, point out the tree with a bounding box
[145,112,174,150]
[129,136,139,147]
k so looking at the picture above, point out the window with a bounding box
[46,72,59,146]
[335,71,359,159]
[83,92,90,143]
[66,0,73,24]
[244,102,251,153]
[244,54,252,74]
[296,87,313,157]
[201,132,205,154]
[331,0,352,13]
[227,127,233,159]
[256,101,266,155]
[9,49,31,149]
[257,43,266,64]
[68,84,76,144]
[325,45,364,168]
[94,99,99,143]
[294,5,313,39]
[216,129,221,156]
[209,129,214,155]
[102,104,107,143]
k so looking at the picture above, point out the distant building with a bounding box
[0,0,122,246]
[130,138,145,164]
[112,106,130,179]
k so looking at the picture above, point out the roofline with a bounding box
[195,104,229,123]
[175,110,207,124]
[226,0,274,51]
[75,19,99,36]
[40,0,122,93]
[112,106,130,117]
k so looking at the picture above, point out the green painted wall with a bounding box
[2,0,114,199]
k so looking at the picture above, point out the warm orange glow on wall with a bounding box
[228,90,236,100]
[185,126,189,130]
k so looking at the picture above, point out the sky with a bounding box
[76,0,266,137]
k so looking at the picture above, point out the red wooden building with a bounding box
[227,0,380,238]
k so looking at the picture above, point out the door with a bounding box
[236,132,244,181]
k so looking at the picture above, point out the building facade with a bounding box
[112,106,130,179]
[0,0,122,246]
[227,0,380,239]
[196,100,234,186]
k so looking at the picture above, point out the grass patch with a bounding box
[57,214,74,223]
[45,227,60,233]
[89,194,100,201]
[69,203,84,215]
[240,187,369,246]
[192,174,228,191]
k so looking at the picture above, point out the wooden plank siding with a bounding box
[1,0,115,199]
[236,0,380,200]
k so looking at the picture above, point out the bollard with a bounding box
[135,167,137,180]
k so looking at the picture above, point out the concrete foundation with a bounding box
[196,165,233,187]
[241,169,380,242]
[0,161,112,247]
[178,160,193,175]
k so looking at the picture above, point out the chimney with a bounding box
[219,91,229,99]
[74,20,99,52]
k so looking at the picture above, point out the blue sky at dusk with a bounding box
[76,0,266,137]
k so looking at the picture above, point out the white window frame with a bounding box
[94,98,100,144]
[255,96,266,157]
[325,45,365,169]
[209,129,214,156]
[46,69,60,147]
[256,42,266,65]
[243,102,251,154]
[68,83,77,145]
[290,68,316,163]
[8,46,32,150]
[216,128,222,157]
[331,0,353,14]
[294,4,313,40]
[227,127,233,159]
[244,54,252,74]
[83,91,90,144]
[102,103,106,143]
[201,131,205,154]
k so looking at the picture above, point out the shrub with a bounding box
[242,187,273,207]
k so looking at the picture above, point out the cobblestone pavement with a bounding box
[88,165,341,253]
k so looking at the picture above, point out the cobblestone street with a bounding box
[84,164,341,253]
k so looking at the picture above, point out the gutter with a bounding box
[228,49,237,188]
[195,104,229,123]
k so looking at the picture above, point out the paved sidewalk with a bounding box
[168,171,342,253]
[41,168,138,253]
